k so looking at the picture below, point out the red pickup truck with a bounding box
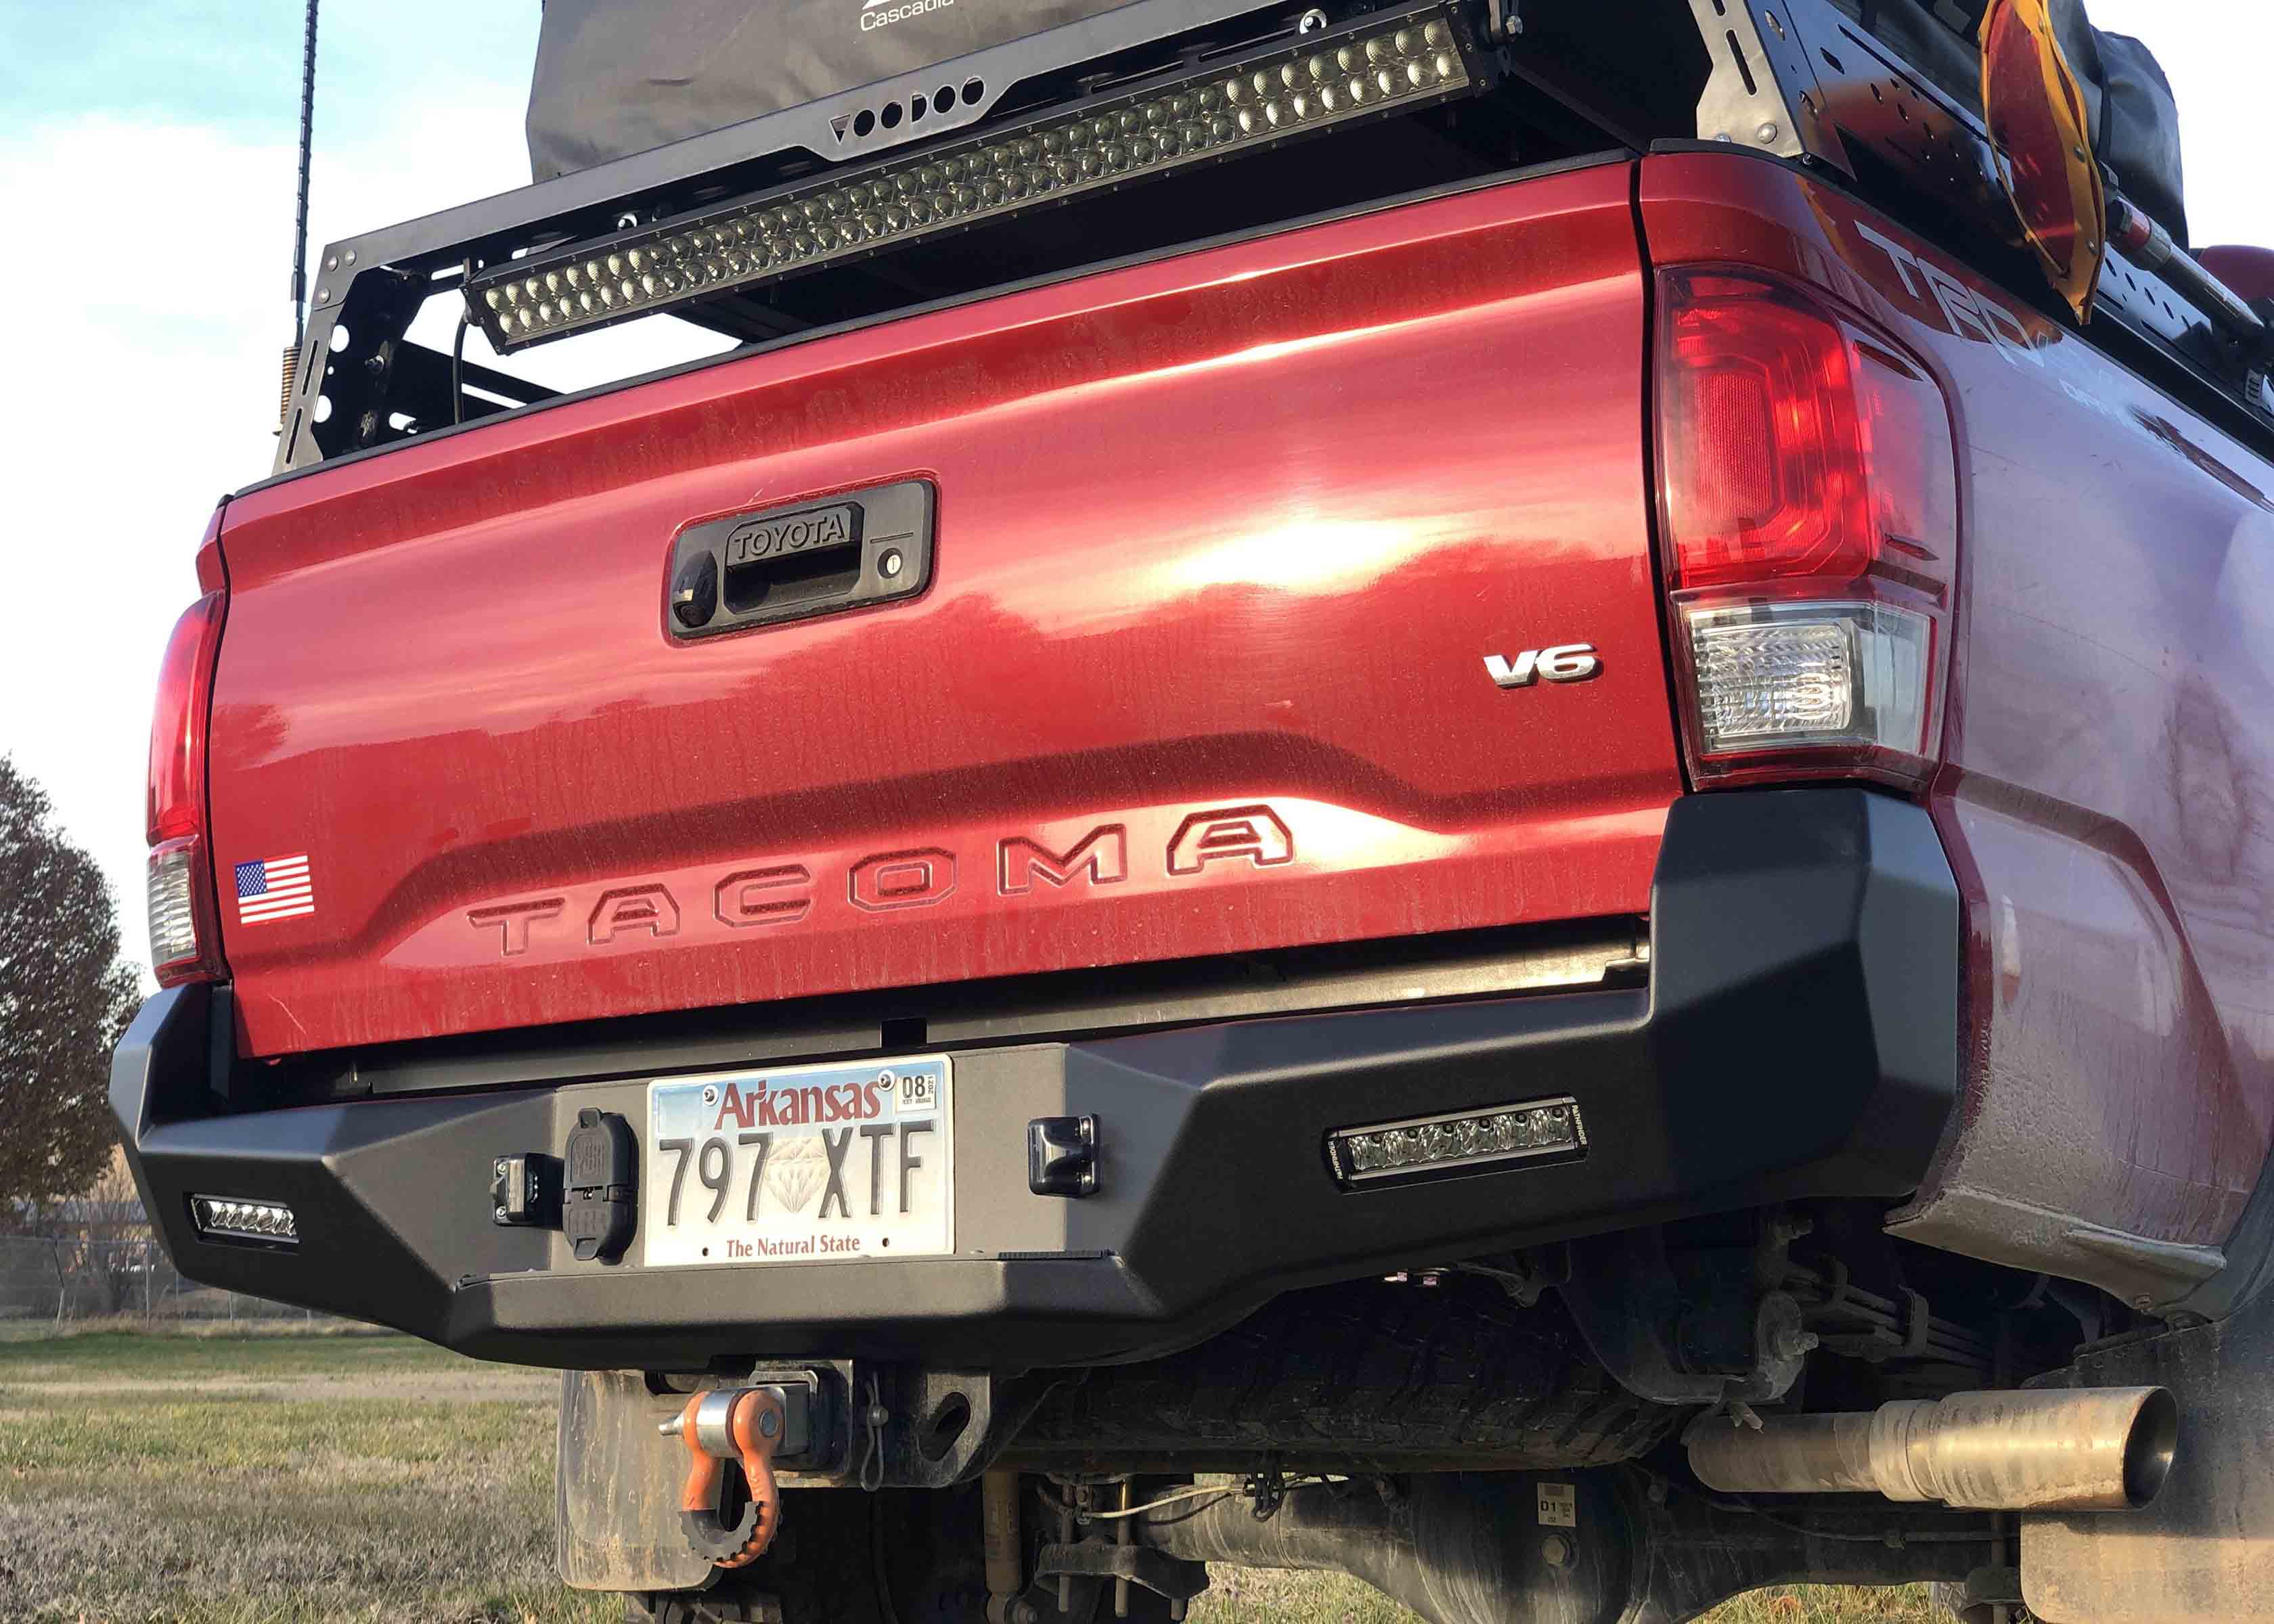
[119,1,2274,1619]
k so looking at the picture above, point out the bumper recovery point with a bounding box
[112,788,1959,1370]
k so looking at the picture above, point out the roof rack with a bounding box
[275,0,2271,477]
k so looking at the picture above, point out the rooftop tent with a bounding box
[526,0,1142,183]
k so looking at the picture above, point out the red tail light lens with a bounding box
[1656,269,1959,790]
[149,594,223,844]
[148,591,227,985]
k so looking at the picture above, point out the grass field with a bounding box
[0,1330,1944,1623]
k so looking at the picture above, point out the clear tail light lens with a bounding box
[148,591,227,985]
[148,839,203,969]
[1656,269,1959,789]
[1686,600,1933,754]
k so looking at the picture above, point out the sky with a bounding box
[0,0,2267,978]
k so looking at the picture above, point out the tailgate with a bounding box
[208,159,1678,1057]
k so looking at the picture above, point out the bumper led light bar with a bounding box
[192,1195,299,1244]
[468,4,1480,351]
[1328,1096,1586,1188]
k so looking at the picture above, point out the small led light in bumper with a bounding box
[467,4,1480,351]
[1328,1096,1586,1188]
[192,1195,298,1244]
[1682,599,1932,756]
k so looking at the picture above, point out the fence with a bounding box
[0,1233,334,1329]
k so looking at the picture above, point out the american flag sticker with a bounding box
[235,855,315,924]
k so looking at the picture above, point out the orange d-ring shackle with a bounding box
[666,1386,786,1569]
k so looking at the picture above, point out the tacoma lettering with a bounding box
[465,807,1299,957]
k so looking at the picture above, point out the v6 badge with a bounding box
[1484,644,1601,688]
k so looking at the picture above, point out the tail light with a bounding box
[148,591,227,985]
[1655,269,1959,790]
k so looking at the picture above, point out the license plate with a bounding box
[642,1056,952,1267]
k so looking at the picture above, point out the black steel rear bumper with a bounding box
[113,788,1958,1370]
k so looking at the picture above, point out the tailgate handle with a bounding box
[667,479,935,639]
[724,511,860,614]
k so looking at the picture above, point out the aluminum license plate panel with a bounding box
[643,1056,952,1267]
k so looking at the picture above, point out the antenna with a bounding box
[291,0,320,348]
[281,0,320,428]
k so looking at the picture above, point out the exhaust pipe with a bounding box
[1687,1386,2177,1512]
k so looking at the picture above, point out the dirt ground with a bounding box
[0,1328,1943,1623]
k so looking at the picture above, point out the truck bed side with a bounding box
[1640,152,2274,1305]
